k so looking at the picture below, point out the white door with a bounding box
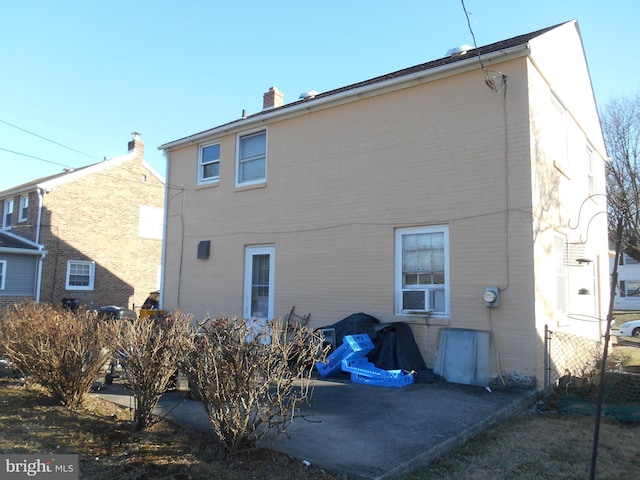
[244,246,275,321]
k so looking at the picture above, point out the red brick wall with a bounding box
[0,295,35,313]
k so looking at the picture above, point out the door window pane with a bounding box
[251,254,270,317]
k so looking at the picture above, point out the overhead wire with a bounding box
[460,0,505,92]
[0,146,70,169]
[0,121,181,192]
[0,118,101,161]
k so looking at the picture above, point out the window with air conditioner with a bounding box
[395,225,449,316]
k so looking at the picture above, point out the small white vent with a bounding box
[445,44,473,57]
[299,90,319,100]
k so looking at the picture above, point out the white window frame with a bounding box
[65,260,95,290]
[586,145,595,194]
[0,260,6,290]
[2,199,14,229]
[236,130,267,187]
[198,142,221,184]
[550,93,569,175]
[395,225,450,317]
[553,234,568,316]
[243,245,275,321]
[18,194,28,222]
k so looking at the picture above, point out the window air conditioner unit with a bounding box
[402,289,431,313]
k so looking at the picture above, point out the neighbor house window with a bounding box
[199,143,220,183]
[619,280,640,298]
[236,130,266,186]
[395,226,449,316]
[66,260,95,290]
[19,194,28,222]
[0,260,6,290]
[2,199,13,229]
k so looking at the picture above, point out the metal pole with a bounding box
[589,218,623,480]
[544,324,549,403]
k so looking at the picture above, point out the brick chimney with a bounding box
[263,86,284,110]
[128,131,144,159]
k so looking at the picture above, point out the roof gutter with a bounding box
[159,43,530,151]
[0,247,46,256]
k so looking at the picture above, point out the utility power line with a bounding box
[0,146,70,168]
[0,118,101,161]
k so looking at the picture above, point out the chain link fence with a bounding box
[544,325,640,421]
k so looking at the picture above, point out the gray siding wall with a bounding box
[0,253,37,296]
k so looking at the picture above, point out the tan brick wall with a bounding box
[162,24,608,386]
[163,61,540,377]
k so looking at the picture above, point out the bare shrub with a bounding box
[110,311,193,431]
[181,317,325,455]
[0,302,114,408]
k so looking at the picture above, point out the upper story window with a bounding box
[554,235,568,316]
[395,225,449,316]
[199,143,220,184]
[66,260,95,290]
[550,93,569,175]
[2,199,14,229]
[236,130,266,186]
[0,260,6,290]
[586,145,595,194]
[19,194,28,222]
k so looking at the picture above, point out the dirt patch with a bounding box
[0,379,350,479]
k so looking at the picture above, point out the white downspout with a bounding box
[35,188,45,302]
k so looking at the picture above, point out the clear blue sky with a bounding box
[1,0,639,191]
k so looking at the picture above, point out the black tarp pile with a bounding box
[318,313,435,383]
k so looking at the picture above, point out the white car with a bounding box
[616,320,640,338]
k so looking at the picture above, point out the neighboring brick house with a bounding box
[0,134,165,311]
[159,21,609,387]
